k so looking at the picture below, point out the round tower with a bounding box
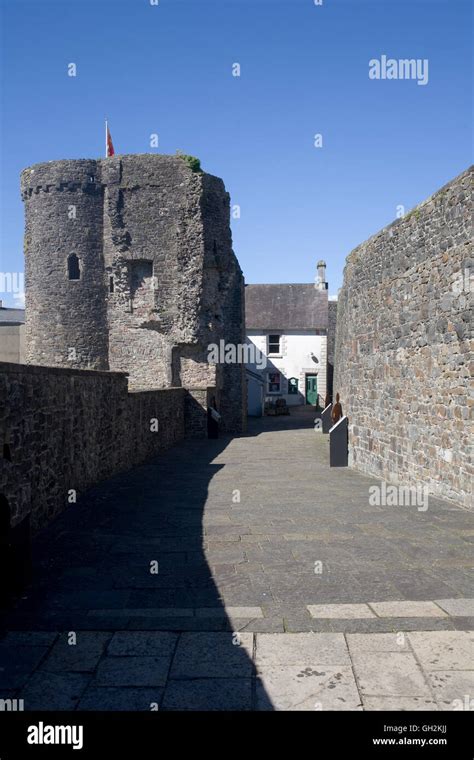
[21,159,109,370]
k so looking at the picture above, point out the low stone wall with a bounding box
[334,167,472,509]
[0,362,186,531]
[185,387,213,439]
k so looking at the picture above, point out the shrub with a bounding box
[175,151,202,173]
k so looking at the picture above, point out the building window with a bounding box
[67,254,80,280]
[109,276,114,293]
[288,377,299,395]
[268,334,281,355]
[268,371,281,393]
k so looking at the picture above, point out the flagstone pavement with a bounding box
[1,407,473,710]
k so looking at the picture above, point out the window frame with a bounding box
[267,333,282,356]
[267,370,281,394]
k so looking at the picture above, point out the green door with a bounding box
[305,375,318,405]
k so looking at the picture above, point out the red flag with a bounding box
[106,122,115,157]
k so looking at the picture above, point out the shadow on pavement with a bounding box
[0,433,274,711]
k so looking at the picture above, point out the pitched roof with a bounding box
[245,284,328,330]
[0,307,25,325]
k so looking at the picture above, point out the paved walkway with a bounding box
[1,407,473,710]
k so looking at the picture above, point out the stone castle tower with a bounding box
[21,154,245,432]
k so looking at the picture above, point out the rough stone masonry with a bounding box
[21,154,245,434]
[334,166,473,509]
[0,362,186,531]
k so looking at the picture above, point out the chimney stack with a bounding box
[315,260,327,291]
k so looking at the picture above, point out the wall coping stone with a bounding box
[0,362,128,379]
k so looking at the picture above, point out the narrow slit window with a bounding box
[109,276,114,293]
[67,254,81,280]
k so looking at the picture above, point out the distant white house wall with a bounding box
[0,305,25,363]
[247,330,327,407]
[246,368,264,416]
[244,275,330,413]
[0,324,25,363]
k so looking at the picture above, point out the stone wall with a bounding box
[184,387,214,439]
[327,301,337,400]
[0,362,185,532]
[334,167,472,509]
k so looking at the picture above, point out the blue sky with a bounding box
[0,0,472,307]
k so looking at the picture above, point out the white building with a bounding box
[0,302,25,363]
[245,262,332,413]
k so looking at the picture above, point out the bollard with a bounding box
[321,403,332,433]
[329,416,348,467]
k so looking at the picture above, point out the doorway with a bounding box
[305,374,318,405]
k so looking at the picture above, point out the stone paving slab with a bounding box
[256,665,362,711]
[351,652,432,698]
[170,632,254,679]
[126,617,229,632]
[427,670,474,707]
[435,598,474,617]
[453,617,474,631]
[346,633,411,653]
[256,633,351,668]
[40,632,112,673]
[195,607,263,619]
[369,601,448,618]
[0,632,58,647]
[107,632,177,657]
[0,646,50,689]
[94,656,170,687]
[282,617,457,634]
[161,678,253,711]
[307,604,376,619]
[407,631,474,670]
[19,671,90,710]
[78,687,163,711]
[361,696,438,711]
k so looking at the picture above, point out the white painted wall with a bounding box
[246,330,327,406]
[247,374,264,416]
[0,324,25,363]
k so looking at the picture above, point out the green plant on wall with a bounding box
[175,150,202,173]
